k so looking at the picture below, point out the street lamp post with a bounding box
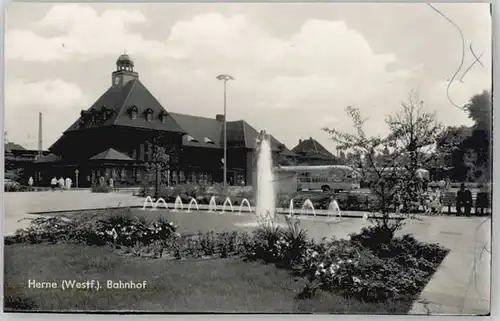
[216,74,234,193]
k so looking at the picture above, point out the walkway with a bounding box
[3,190,141,235]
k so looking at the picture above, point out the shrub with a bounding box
[90,184,111,193]
[4,183,26,192]
[6,209,179,250]
[349,225,396,249]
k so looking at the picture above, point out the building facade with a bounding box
[31,54,289,187]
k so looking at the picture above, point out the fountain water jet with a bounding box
[208,196,217,212]
[142,196,155,210]
[255,131,276,225]
[172,196,184,211]
[238,198,252,215]
[301,199,316,216]
[222,197,234,213]
[155,198,169,210]
[187,198,199,212]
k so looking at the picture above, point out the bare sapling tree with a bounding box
[323,92,443,239]
[146,132,178,198]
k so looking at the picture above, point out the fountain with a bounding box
[327,199,342,218]
[238,198,252,215]
[208,196,217,212]
[254,130,276,225]
[301,199,316,216]
[187,198,199,212]
[288,199,294,217]
[172,196,184,211]
[222,197,234,213]
[142,196,155,210]
[155,198,169,210]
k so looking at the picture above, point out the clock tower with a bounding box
[112,53,138,87]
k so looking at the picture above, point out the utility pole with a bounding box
[216,74,234,193]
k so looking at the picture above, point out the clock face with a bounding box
[114,77,120,85]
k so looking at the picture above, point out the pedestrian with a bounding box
[28,176,34,191]
[65,177,72,190]
[51,177,58,191]
[109,177,114,190]
[475,184,489,215]
[456,183,473,216]
[58,177,65,191]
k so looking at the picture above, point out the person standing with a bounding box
[109,177,114,191]
[456,183,473,216]
[51,177,58,191]
[28,176,34,191]
[58,177,65,191]
[65,177,72,190]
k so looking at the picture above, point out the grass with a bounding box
[4,243,412,313]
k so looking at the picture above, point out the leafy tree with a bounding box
[465,90,491,133]
[323,93,443,240]
[464,90,492,182]
[435,91,491,182]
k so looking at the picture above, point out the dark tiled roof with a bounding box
[64,79,186,134]
[90,148,133,161]
[292,138,334,158]
[169,113,222,149]
[52,72,290,154]
[168,113,289,152]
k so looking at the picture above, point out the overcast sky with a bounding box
[4,2,491,153]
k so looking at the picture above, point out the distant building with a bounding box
[5,142,49,174]
[30,54,290,187]
[291,137,339,165]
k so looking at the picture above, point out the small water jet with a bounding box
[301,199,316,216]
[208,196,217,212]
[187,198,199,212]
[327,199,341,218]
[222,197,234,213]
[238,198,252,215]
[142,196,155,210]
[155,198,169,210]
[172,196,184,211]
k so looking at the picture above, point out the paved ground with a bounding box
[2,190,491,315]
[3,190,142,235]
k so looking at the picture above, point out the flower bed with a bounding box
[6,209,448,305]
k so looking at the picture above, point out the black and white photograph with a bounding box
[2,2,492,315]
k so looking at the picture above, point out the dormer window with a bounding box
[145,108,154,122]
[159,111,168,124]
[186,135,199,143]
[128,105,138,120]
[101,105,113,121]
[204,137,215,144]
[89,108,97,122]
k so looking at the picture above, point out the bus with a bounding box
[357,167,430,188]
[274,165,361,192]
